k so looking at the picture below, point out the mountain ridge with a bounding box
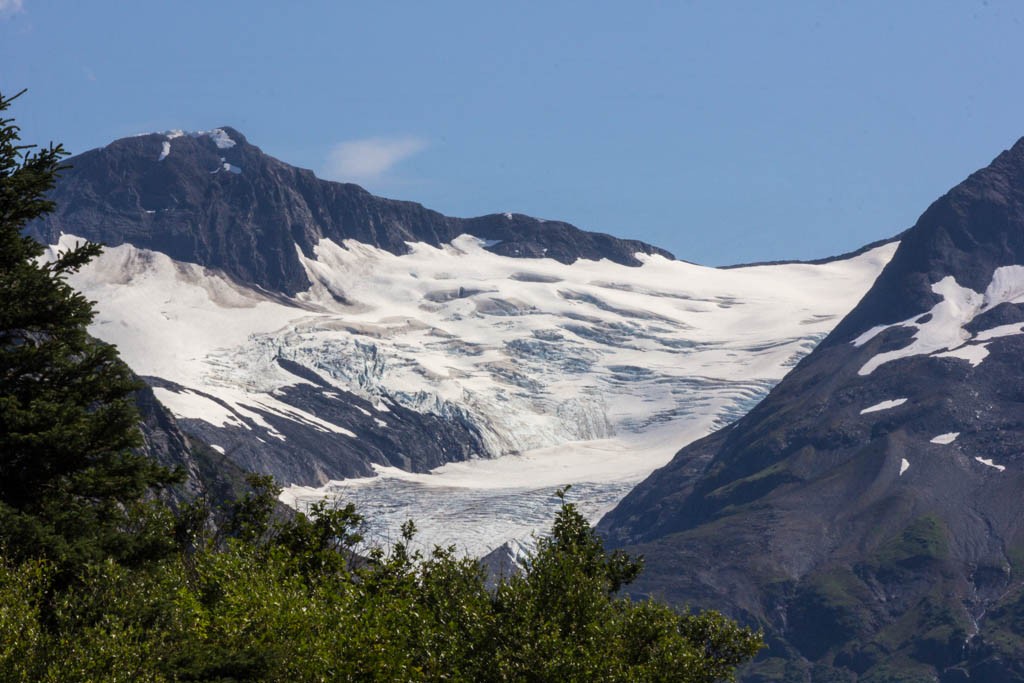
[599,138,1024,680]
[824,136,1024,348]
[27,127,673,298]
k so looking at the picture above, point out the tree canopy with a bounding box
[0,481,763,682]
[0,89,178,570]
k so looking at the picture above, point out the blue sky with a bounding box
[2,1,1023,265]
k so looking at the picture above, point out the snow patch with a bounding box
[855,266,1024,375]
[247,394,357,438]
[154,128,235,161]
[158,128,236,146]
[899,458,910,476]
[211,444,225,454]
[935,344,989,367]
[974,323,1024,341]
[860,398,907,414]
[210,158,241,175]
[204,128,236,149]
[152,387,244,429]
[930,432,959,445]
[975,457,1006,472]
[852,324,891,347]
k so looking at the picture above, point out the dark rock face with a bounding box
[134,383,204,501]
[599,139,1024,682]
[146,376,489,486]
[27,128,672,297]
[827,138,1024,346]
[133,383,250,510]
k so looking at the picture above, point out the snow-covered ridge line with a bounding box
[152,128,236,161]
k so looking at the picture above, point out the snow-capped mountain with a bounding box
[28,128,893,554]
[32,128,670,296]
[599,139,1024,681]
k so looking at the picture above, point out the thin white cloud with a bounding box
[323,136,427,184]
[0,0,24,17]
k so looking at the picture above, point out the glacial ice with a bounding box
[55,233,896,555]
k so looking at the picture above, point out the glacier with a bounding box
[53,232,896,556]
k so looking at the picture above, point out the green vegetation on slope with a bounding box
[0,485,763,682]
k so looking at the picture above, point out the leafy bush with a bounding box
[0,488,762,682]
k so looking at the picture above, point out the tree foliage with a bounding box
[0,90,179,570]
[0,487,762,682]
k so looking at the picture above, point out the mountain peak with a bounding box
[144,126,248,148]
[600,136,1024,679]
[996,133,1024,162]
[825,136,1024,345]
[28,129,673,296]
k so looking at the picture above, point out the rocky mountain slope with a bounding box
[599,139,1024,681]
[134,381,253,512]
[29,128,670,297]
[28,128,893,554]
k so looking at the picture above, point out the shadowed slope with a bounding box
[599,138,1024,682]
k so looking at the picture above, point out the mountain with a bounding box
[598,140,1024,681]
[29,128,671,297]
[28,128,893,554]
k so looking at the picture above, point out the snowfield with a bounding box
[52,233,896,556]
[854,266,1024,375]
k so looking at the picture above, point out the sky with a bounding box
[2,1,1023,266]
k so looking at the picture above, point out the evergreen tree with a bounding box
[0,90,178,569]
